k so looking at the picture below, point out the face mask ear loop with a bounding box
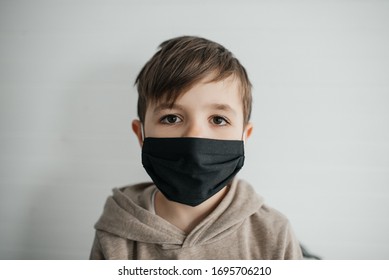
[141,123,145,142]
[242,127,246,143]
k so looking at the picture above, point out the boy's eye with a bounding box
[211,116,229,126]
[160,114,182,124]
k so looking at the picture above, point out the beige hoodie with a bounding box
[90,179,302,259]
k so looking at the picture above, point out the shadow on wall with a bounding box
[301,244,321,260]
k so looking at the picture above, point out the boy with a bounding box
[90,36,303,259]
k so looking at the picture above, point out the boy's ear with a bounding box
[132,119,143,147]
[243,122,253,142]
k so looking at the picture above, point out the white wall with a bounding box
[0,0,388,259]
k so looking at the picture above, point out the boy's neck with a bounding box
[154,186,229,234]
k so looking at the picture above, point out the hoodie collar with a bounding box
[94,179,263,249]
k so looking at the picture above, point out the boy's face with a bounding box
[133,75,252,143]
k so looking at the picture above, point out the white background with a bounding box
[0,0,388,259]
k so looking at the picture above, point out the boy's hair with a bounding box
[135,36,252,125]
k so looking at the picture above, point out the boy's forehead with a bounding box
[149,75,243,109]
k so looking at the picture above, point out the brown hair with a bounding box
[135,36,252,124]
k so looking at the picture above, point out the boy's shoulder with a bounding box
[228,179,291,225]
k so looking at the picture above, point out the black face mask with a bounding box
[142,137,245,206]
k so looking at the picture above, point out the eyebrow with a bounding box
[153,103,185,113]
[208,103,237,116]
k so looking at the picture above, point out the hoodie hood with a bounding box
[94,178,263,249]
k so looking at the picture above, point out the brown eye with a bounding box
[160,114,181,124]
[212,116,228,126]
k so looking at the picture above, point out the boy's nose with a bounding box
[182,122,204,138]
